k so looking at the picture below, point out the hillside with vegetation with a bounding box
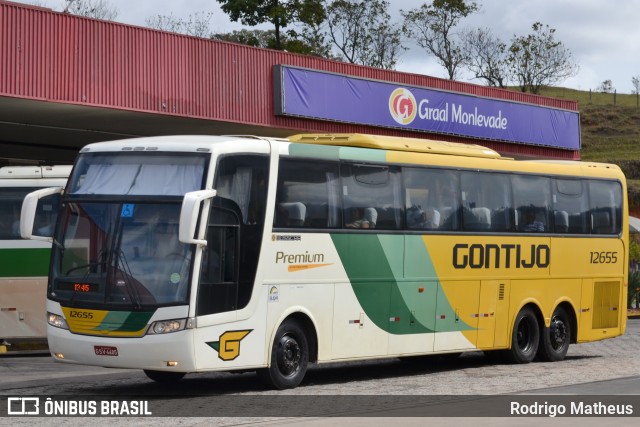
[537,87,640,215]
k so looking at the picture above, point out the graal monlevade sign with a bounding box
[274,65,580,150]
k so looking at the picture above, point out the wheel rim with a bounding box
[550,314,568,351]
[276,333,301,378]
[516,317,534,353]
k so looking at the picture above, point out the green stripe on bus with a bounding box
[288,143,387,162]
[331,234,473,334]
[115,311,155,332]
[288,143,341,160]
[0,248,51,277]
[94,311,154,332]
[339,147,387,162]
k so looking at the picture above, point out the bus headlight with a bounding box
[148,318,195,335]
[47,312,69,330]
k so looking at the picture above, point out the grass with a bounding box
[538,86,640,109]
[535,87,640,165]
[579,104,640,162]
[534,87,640,167]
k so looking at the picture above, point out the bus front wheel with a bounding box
[143,369,186,383]
[507,307,539,364]
[257,319,309,390]
[537,306,571,362]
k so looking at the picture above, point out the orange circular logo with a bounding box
[389,88,417,125]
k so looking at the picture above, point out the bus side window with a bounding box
[461,171,512,232]
[33,195,61,237]
[275,159,340,229]
[553,179,588,234]
[0,188,60,239]
[342,163,402,230]
[512,175,551,233]
[197,202,240,316]
[402,167,459,231]
[588,180,622,235]
[0,201,19,239]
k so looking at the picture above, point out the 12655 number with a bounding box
[590,251,618,264]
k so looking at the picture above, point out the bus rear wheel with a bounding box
[257,319,309,390]
[537,306,571,362]
[143,370,186,383]
[506,306,539,364]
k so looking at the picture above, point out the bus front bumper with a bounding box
[47,325,197,372]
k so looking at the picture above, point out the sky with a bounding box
[18,0,640,93]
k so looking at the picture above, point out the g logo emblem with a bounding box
[389,88,417,125]
[207,330,252,361]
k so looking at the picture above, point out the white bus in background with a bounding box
[0,165,71,344]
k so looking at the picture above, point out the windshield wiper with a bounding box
[114,249,142,310]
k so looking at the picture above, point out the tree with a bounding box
[462,27,509,88]
[214,29,278,49]
[632,75,640,95]
[325,0,404,70]
[214,28,333,57]
[597,79,614,94]
[507,22,578,94]
[63,0,117,20]
[215,0,325,50]
[146,12,215,38]
[402,0,479,80]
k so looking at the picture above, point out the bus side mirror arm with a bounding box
[179,189,216,246]
[21,187,64,242]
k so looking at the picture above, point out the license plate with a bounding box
[94,345,118,356]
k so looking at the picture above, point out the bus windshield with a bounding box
[49,152,208,308]
[67,152,206,196]
[50,202,191,307]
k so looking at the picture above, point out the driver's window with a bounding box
[201,208,238,285]
[197,201,240,316]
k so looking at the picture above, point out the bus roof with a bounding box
[78,135,281,154]
[0,165,72,179]
[288,133,502,159]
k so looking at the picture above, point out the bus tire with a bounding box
[537,306,571,362]
[257,319,309,390]
[143,370,186,383]
[506,306,539,364]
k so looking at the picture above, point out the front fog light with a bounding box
[149,319,186,335]
[47,312,69,330]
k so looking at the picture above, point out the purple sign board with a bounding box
[274,65,580,150]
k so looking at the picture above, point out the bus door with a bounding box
[193,154,269,370]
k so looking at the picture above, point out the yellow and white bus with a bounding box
[0,165,71,343]
[21,134,627,389]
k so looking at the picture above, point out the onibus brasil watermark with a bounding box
[7,397,151,416]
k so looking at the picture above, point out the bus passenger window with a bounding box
[553,179,588,234]
[276,159,340,229]
[403,167,458,231]
[0,188,60,239]
[342,164,402,230]
[33,197,60,237]
[512,175,551,233]
[0,201,20,239]
[461,171,511,232]
[588,180,622,235]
